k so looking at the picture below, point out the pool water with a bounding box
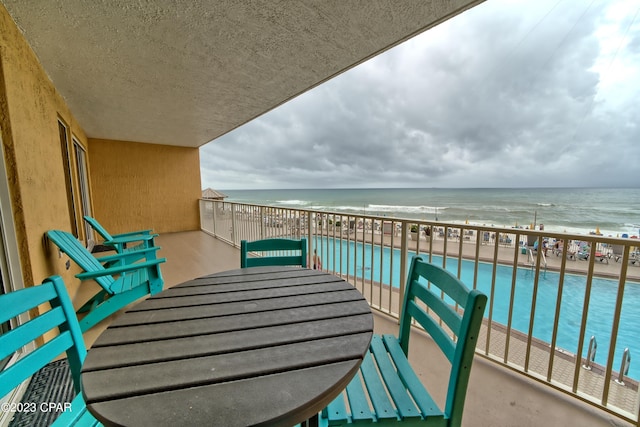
[315,237,640,379]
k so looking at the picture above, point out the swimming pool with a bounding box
[315,236,640,380]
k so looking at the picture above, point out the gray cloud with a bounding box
[201,0,640,190]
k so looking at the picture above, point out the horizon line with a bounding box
[206,186,640,191]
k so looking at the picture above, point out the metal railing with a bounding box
[200,199,640,425]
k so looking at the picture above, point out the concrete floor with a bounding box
[85,231,636,427]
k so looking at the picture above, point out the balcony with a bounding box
[194,199,640,426]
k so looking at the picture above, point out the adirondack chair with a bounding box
[0,276,100,426]
[46,230,166,332]
[320,255,487,427]
[240,238,307,268]
[84,216,157,260]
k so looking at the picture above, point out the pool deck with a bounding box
[82,231,636,427]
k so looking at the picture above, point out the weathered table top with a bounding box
[82,266,373,426]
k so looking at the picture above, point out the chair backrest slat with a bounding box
[0,308,67,361]
[405,301,456,361]
[0,284,58,320]
[1,332,76,396]
[83,215,113,241]
[399,256,487,425]
[416,261,470,306]
[241,238,307,268]
[243,255,305,268]
[410,281,462,334]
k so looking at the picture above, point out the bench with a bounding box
[320,255,487,426]
[0,276,100,426]
[46,230,166,332]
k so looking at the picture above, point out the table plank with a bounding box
[84,314,373,370]
[88,360,360,427]
[107,289,364,328]
[134,280,351,310]
[171,267,329,288]
[197,265,317,277]
[92,299,371,346]
[83,332,371,402]
[151,273,345,298]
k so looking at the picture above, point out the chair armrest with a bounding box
[95,246,160,263]
[112,230,154,238]
[76,258,166,280]
[104,233,158,245]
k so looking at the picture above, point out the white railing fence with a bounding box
[200,199,640,425]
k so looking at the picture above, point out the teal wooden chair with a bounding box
[240,238,307,268]
[84,216,157,259]
[46,230,166,332]
[320,255,487,427]
[0,276,101,426]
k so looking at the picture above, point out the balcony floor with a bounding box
[85,231,633,427]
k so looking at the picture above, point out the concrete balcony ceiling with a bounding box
[2,0,483,147]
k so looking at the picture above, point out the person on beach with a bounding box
[312,249,322,270]
[553,239,564,256]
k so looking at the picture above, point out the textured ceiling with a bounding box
[3,1,483,147]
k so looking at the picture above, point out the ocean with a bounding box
[220,187,640,237]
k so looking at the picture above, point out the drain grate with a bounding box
[8,359,75,427]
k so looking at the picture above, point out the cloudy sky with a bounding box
[200,0,640,190]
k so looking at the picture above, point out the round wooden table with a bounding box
[81,266,373,426]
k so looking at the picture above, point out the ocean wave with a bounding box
[367,204,447,214]
[300,205,366,213]
[451,205,514,213]
[300,204,449,216]
[276,200,309,206]
[330,206,368,212]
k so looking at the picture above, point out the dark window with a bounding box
[59,121,78,236]
[73,139,94,247]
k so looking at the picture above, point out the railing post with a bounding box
[399,220,409,300]
[212,201,217,236]
[231,203,238,246]
[306,211,312,265]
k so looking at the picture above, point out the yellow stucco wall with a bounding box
[0,4,87,296]
[88,138,201,236]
